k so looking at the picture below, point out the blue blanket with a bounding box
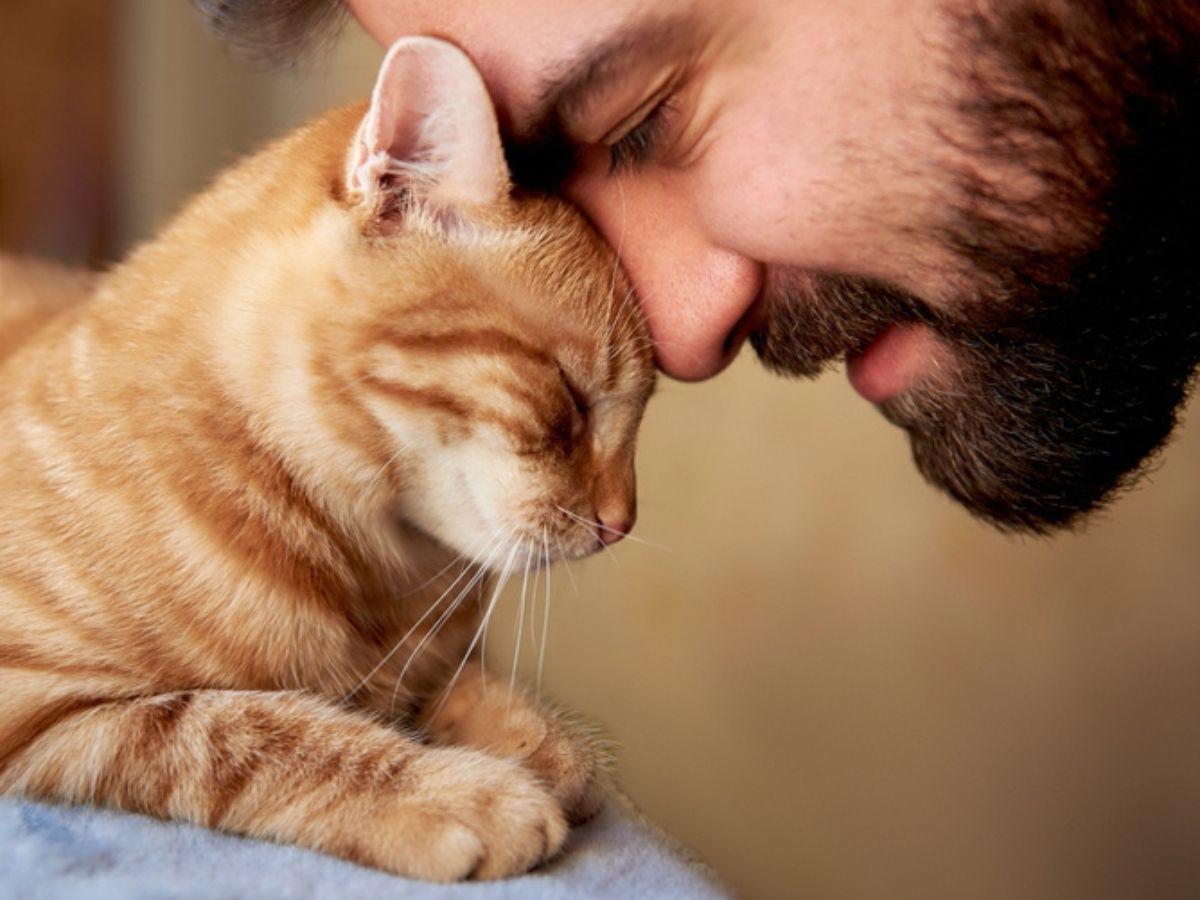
[0,796,730,899]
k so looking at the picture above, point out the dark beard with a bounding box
[751,1,1200,534]
[749,270,929,379]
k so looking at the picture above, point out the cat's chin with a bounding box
[384,512,540,574]
[384,506,608,573]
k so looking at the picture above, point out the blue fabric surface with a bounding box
[0,796,730,899]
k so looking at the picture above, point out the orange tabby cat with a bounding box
[0,38,654,881]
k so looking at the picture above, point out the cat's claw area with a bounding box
[372,748,568,881]
[417,672,612,831]
[1,793,731,898]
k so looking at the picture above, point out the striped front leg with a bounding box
[0,686,566,880]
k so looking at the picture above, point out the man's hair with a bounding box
[190,0,346,65]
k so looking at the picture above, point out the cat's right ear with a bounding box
[345,37,510,226]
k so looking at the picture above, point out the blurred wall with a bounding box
[113,1,382,249]
[7,4,1200,898]
[0,1,116,264]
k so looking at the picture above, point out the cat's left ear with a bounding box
[345,37,510,221]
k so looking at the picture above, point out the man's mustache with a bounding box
[748,267,931,378]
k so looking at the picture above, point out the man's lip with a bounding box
[846,323,936,403]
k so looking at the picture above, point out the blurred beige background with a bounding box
[4,3,1199,898]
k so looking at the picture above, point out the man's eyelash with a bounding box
[607,96,675,176]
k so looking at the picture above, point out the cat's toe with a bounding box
[525,727,611,825]
[382,746,566,881]
[397,818,487,882]
[457,755,568,879]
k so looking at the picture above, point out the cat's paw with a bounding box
[424,689,610,825]
[523,718,609,824]
[367,746,567,881]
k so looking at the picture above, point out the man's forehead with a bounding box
[362,0,676,128]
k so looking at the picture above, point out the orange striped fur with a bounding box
[0,254,96,360]
[0,39,653,881]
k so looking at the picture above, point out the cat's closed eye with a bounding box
[544,406,584,457]
[556,365,590,445]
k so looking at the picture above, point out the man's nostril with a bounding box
[722,297,767,362]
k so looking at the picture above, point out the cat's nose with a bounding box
[592,460,636,546]
[596,507,634,545]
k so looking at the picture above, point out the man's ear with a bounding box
[345,37,510,222]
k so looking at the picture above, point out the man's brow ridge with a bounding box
[506,14,698,190]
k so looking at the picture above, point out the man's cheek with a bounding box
[689,104,830,269]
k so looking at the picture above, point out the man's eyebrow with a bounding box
[531,16,697,129]
[505,14,698,190]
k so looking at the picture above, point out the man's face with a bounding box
[349,0,1200,533]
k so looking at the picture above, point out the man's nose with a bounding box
[568,172,762,381]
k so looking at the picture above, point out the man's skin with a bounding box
[349,0,952,385]
[203,0,1200,533]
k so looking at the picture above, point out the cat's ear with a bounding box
[345,37,510,222]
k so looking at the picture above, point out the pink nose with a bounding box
[597,513,633,545]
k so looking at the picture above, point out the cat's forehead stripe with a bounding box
[365,323,557,371]
[360,375,544,447]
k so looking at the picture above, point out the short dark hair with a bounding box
[190,0,347,65]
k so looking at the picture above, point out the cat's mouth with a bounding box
[407,470,625,571]
[483,523,604,572]
[462,514,615,574]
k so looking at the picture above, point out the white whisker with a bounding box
[556,536,579,595]
[361,439,414,498]
[537,530,551,693]
[508,538,531,709]
[400,545,472,596]
[388,529,509,712]
[527,528,543,662]
[430,540,522,722]
[554,503,671,551]
[340,528,504,705]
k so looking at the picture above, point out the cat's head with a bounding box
[301,38,655,569]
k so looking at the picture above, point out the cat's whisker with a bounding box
[401,546,473,596]
[373,538,502,707]
[612,285,640,333]
[596,179,629,345]
[555,536,580,595]
[553,503,671,552]
[610,331,657,355]
[601,285,640,354]
[388,528,511,713]
[613,284,643,333]
[599,532,621,566]
[361,439,415,500]
[340,528,505,706]
[507,538,532,711]
[526,528,543,663]
[607,317,657,358]
[553,504,616,564]
[327,369,385,400]
[429,540,522,722]
[475,532,519,693]
[395,566,491,715]
[536,530,551,694]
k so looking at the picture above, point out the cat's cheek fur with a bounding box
[396,436,555,567]
[394,442,509,562]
